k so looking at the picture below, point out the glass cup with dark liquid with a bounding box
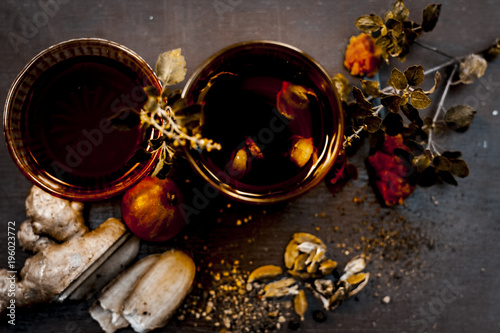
[4,38,161,201]
[182,41,344,204]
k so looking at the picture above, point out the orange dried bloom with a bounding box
[344,33,381,77]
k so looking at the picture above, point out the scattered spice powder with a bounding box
[176,260,296,332]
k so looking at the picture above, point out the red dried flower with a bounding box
[344,33,382,77]
[367,134,415,206]
[325,152,358,196]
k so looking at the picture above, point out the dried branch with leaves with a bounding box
[337,0,500,205]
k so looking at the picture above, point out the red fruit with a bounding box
[121,177,185,242]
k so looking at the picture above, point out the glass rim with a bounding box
[3,37,161,201]
[181,40,344,204]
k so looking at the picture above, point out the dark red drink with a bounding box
[23,56,148,190]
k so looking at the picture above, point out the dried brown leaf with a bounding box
[352,86,373,110]
[355,14,385,33]
[332,73,351,103]
[425,71,441,94]
[381,95,402,113]
[410,90,431,109]
[363,115,382,133]
[422,4,441,32]
[361,79,381,98]
[156,49,187,86]
[450,159,470,178]
[444,105,476,131]
[391,0,410,22]
[388,68,408,90]
[404,65,425,86]
[459,54,487,84]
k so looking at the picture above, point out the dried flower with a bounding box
[367,134,415,206]
[344,33,382,77]
[325,152,358,196]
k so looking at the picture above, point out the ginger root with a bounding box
[0,186,132,313]
[24,186,88,243]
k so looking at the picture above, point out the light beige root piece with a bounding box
[122,250,196,333]
[90,254,161,333]
[0,217,127,312]
[24,186,88,243]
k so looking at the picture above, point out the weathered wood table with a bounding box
[1,0,499,332]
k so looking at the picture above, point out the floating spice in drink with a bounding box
[182,42,344,203]
[199,72,322,187]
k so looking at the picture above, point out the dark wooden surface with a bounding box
[1,0,500,332]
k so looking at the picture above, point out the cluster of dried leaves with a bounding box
[340,0,500,193]
[355,1,441,63]
[109,49,220,178]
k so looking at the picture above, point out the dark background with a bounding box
[1,0,499,332]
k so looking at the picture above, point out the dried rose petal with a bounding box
[367,134,415,206]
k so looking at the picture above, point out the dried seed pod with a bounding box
[328,286,347,311]
[263,284,299,299]
[319,259,338,276]
[340,255,366,281]
[306,261,319,274]
[309,287,330,310]
[284,240,300,269]
[345,272,367,286]
[288,136,315,168]
[314,279,334,297]
[247,265,283,283]
[294,290,307,321]
[264,277,297,291]
[346,272,370,297]
[287,269,312,280]
[262,278,298,298]
[292,233,326,248]
[292,253,309,272]
[297,241,320,254]
[310,247,326,265]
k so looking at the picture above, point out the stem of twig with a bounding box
[426,64,459,153]
[423,59,458,76]
[343,105,384,148]
[414,41,456,60]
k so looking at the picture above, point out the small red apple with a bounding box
[121,177,185,242]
